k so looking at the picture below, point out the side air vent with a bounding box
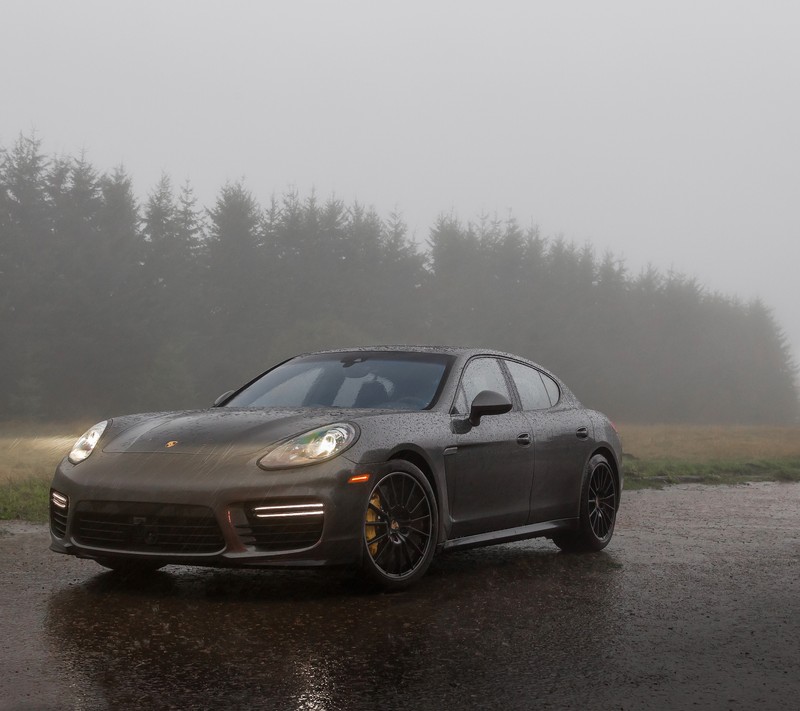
[50,489,69,538]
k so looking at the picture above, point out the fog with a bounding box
[3,0,799,366]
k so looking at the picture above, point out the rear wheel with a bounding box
[361,461,438,590]
[554,453,617,553]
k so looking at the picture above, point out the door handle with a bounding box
[576,427,589,440]
[517,433,532,446]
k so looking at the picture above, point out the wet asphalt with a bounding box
[2,482,799,711]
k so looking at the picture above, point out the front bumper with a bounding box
[49,451,375,568]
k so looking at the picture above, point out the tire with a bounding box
[94,557,166,575]
[554,453,618,553]
[360,460,438,590]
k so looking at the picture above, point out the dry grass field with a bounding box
[617,424,800,462]
[616,424,800,489]
[0,422,89,482]
[0,422,90,521]
[1,421,799,519]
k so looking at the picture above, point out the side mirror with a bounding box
[469,390,512,426]
[213,390,235,407]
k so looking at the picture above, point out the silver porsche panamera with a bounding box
[50,346,623,589]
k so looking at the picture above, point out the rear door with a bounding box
[504,360,592,523]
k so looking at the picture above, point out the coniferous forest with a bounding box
[1,134,797,424]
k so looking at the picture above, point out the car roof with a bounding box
[295,345,555,375]
[299,344,509,358]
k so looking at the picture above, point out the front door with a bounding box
[445,357,534,538]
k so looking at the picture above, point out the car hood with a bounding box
[101,407,373,455]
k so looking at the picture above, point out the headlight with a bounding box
[68,421,109,465]
[258,423,359,470]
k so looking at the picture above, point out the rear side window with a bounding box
[541,372,561,406]
[506,361,551,410]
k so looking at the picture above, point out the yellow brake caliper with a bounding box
[366,492,382,556]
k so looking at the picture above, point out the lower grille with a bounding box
[236,502,324,552]
[50,490,68,538]
[73,501,224,554]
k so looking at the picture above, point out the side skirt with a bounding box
[442,518,578,553]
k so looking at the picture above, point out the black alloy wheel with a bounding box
[587,457,616,541]
[554,453,618,553]
[361,461,438,589]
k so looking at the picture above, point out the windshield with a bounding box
[225,351,454,410]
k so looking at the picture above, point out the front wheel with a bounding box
[361,461,438,590]
[554,453,618,553]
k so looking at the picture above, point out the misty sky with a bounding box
[4,0,799,366]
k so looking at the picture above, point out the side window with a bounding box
[453,385,469,415]
[541,372,561,406]
[454,358,511,414]
[506,361,551,410]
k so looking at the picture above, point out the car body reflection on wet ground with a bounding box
[2,482,800,710]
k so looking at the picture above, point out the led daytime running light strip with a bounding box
[51,491,68,509]
[253,503,324,519]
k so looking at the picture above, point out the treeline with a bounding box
[1,134,797,423]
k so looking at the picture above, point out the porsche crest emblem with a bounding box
[165,440,178,448]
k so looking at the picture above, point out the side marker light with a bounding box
[348,474,371,484]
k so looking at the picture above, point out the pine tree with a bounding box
[201,181,266,386]
[0,134,51,417]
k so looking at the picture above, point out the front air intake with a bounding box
[73,501,225,554]
[236,502,324,552]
